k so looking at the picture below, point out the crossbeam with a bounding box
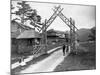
[46,8,63,29]
[53,7,70,28]
[53,8,78,36]
[53,6,78,31]
[39,5,63,32]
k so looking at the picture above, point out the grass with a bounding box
[54,41,96,72]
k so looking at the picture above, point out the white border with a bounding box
[0,0,98,75]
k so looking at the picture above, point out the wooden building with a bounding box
[47,29,69,45]
[16,29,42,54]
[11,20,34,54]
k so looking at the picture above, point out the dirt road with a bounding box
[20,49,68,74]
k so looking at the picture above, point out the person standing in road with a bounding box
[62,44,66,56]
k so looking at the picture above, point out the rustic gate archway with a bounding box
[38,5,79,54]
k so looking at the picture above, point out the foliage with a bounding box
[27,9,42,24]
[15,1,32,16]
[13,1,42,30]
[88,27,96,41]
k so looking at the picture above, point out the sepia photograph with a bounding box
[11,0,96,75]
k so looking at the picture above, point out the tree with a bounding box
[14,1,42,31]
[15,1,33,24]
[88,27,96,41]
[11,1,43,32]
[27,9,42,25]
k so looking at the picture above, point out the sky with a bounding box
[11,0,96,31]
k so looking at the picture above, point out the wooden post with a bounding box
[72,25,75,50]
[72,20,76,51]
[41,19,47,54]
[69,17,73,52]
[44,19,47,53]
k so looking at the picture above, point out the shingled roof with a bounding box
[11,20,34,38]
[16,30,41,39]
[11,20,33,32]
